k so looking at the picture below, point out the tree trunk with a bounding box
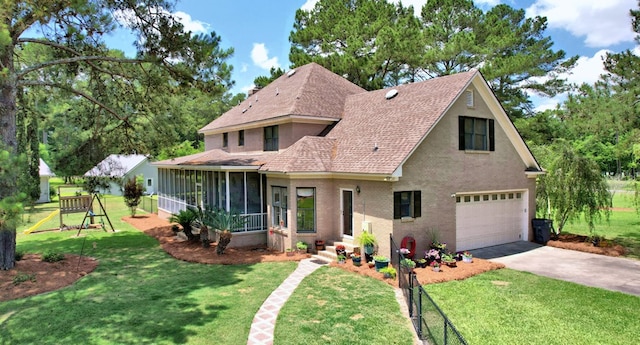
[0,226,16,270]
[0,43,18,271]
[0,47,18,153]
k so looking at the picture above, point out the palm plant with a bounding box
[168,207,199,241]
[201,207,247,255]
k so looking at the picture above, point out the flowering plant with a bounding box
[430,261,440,268]
[425,249,440,261]
[462,251,472,259]
[399,248,410,255]
[351,253,361,259]
[335,244,346,251]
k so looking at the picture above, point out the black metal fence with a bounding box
[140,195,157,214]
[390,234,467,345]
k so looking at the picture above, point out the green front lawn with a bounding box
[275,267,415,345]
[427,269,640,345]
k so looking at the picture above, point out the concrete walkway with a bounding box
[470,241,640,296]
[247,258,326,345]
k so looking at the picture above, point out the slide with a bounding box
[24,209,60,234]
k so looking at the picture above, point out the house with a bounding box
[84,154,158,196]
[154,63,543,256]
[38,158,55,203]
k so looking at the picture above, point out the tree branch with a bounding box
[16,38,149,80]
[18,80,127,122]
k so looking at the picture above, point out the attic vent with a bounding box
[287,69,296,77]
[242,108,247,113]
[276,87,279,95]
[385,89,398,100]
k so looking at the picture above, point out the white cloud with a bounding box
[526,0,636,47]
[301,0,319,11]
[251,43,280,70]
[563,49,611,85]
[172,11,209,34]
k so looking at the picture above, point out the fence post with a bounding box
[444,319,448,345]
[417,281,423,339]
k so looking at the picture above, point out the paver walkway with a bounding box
[247,258,327,345]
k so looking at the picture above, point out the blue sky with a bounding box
[107,0,638,110]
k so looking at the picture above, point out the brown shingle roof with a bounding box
[154,150,276,167]
[262,70,477,175]
[199,63,366,134]
[261,136,336,173]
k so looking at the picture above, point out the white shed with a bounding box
[38,158,55,203]
[84,154,158,196]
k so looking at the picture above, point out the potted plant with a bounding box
[430,261,441,272]
[286,248,294,256]
[356,231,377,261]
[373,255,389,271]
[337,254,346,264]
[461,251,473,263]
[335,244,346,257]
[379,266,396,279]
[315,239,325,251]
[351,253,362,266]
[367,261,375,269]
[441,253,456,267]
[399,248,410,257]
[416,258,428,268]
[296,241,308,253]
[401,258,416,272]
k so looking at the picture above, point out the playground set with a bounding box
[24,185,115,235]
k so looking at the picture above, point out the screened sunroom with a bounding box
[156,168,267,232]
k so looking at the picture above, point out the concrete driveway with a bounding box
[470,241,640,296]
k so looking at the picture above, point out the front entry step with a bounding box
[315,241,359,262]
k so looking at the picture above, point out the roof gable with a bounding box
[84,154,149,178]
[39,158,55,177]
[199,63,366,134]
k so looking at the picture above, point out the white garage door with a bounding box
[456,191,527,251]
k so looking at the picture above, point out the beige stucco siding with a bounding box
[393,86,536,253]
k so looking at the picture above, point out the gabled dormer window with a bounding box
[264,125,278,151]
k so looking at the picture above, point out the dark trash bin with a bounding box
[531,218,552,244]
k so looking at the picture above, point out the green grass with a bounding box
[427,269,640,345]
[2,199,299,345]
[275,267,415,345]
[562,192,640,258]
[5,196,412,345]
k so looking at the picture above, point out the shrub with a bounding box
[15,251,24,261]
[13,272,36,285]
[123,177,145,217]
[42,250,65,263]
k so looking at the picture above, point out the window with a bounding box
[393,191,421,219]
[296,188,315,232]
[272,186,287,228]
[459,116,494,151]
[222,132,228,147]
[238,130,244,146]
[264,125,279,151]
